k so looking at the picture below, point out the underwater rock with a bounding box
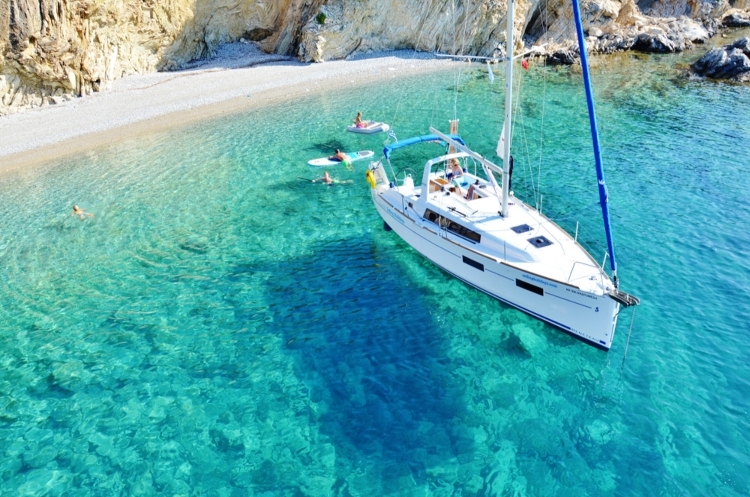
[511,323,547,355]
[23,445,59,468]
[16,469,72,495]
[691,37,750,81]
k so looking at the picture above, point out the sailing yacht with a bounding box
[364,0,639,350]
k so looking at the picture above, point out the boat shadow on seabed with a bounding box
[227,235,473,488]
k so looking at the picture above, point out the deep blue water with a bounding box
[1,50,749,496]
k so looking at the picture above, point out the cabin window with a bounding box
[424,209,481,243]
[424,209,448,227]
[463,256,484,271]
[424,209,440,224]
[516,279,544,296]
[446,219,481,243]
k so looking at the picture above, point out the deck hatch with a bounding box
[516,279,544,296]
[462,256,484,271]
[511,224,533,234]
[528,235,553,248]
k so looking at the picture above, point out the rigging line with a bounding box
[386,12,431,136]
[508,21,537,202]
[512,59,523,124]
[451,0,472,124]
[510,56,525,183]
[452,0,457,55]
[513,71,532,195]
[536,76,546,207]
[449,0,475,126]
[517,96,537,200]
[459,0,472,56]
[452,0,460,122]
[568,222,608,264]
[453,68,460,123]
[548,201,603,223]
[619,306,637,377]
[512,58,541,202]
[432,3,454,129]
[536,0,551,208]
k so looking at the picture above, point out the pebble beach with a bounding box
[0,44,451,172]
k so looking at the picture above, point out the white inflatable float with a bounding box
[346,122,391,134]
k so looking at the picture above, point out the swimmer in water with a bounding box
[72,205,94,220]
[312,171,352,185]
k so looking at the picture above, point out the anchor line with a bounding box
[620,305,637,376]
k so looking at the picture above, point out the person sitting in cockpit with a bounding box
[446,159,462,180]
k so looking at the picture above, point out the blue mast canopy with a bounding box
[383,134,465,160]
[571,0,619,286]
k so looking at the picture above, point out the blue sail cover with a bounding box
[383,134,465,160]
[571,0,618,283]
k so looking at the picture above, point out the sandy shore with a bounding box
[0,44,452,172]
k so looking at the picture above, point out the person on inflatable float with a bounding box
[354,112,369,129]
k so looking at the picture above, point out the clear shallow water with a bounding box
[1,52,749,496]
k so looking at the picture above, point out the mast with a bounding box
[500,0,514,218]
[570,0,619,287]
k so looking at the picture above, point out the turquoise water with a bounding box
[1,52,749,496]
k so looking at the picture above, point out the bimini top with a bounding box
[383,134,465,160]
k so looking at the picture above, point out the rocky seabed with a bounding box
[2,0,750,115]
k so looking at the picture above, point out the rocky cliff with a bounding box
[0,0,745,114]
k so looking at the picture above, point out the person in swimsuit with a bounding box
[354,112,367,128]
[328,149,349,162]
[72,205,94,220]
[446,159,463,180]
[312,171,352,185]
[313,171,334,185]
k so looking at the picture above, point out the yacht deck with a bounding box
[391,175,611,295]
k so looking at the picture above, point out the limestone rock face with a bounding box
[529,0,712,57]
[295,0,528,63]
[1,0,195,114]
[1,0,749,115]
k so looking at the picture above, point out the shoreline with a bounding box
[3,24,749,175]
[0,49,452,174]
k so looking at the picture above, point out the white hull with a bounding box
[372,192,620,350]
